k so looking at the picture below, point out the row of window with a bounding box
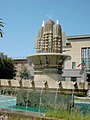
[72,47,90,69]
[81,47,90,68]
[62,77,77,81]
[63,74,90,82]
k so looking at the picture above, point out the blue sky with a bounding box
[0,0,90,58]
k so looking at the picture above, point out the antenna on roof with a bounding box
[42,21,45,27]
[56,19,59,24]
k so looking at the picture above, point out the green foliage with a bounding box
[19,65,30,79]
[84,114,90,120]
[0,18,4,37]
[45,108,90,120]
[0,105,90,120]
[0,52,16,79]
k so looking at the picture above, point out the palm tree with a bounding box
[0,18,4,37]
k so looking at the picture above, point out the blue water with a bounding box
[75,102,90,115]
[0,95,45,113]
[0,95,16,108]
[0,95,90,114]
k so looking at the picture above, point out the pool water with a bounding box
[75,102,90,115]
[0,95,90,114]
[0,95,16,108]
[10,105,45,113]
[0,95,45,113]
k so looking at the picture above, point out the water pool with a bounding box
[0,95,90,115]
[0,95,45,113]
[75,102,90,115]
[0,95,16,108]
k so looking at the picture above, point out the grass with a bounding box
[45,108,90,120]
[0,108,90,120]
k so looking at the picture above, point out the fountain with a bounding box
[27,19,70,89]
[0,19,89,117]
[16,19,71,112]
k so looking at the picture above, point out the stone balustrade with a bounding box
[0,79,88,91]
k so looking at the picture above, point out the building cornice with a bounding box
[67,34,90,40]
[14,58,27,64]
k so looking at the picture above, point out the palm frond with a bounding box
[0,21,3,23]
[0,18,4,27]
[0,24,4,27]
[0,29,4,37]
[0,18,3,20]
[0,32,3,37]
[0,18,4,38]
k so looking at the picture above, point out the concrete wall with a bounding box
[62,69,84,82]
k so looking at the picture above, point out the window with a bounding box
[71,77,77,82]
[81,47,90,68]
[72,62,76,69]
[87,74,90,82]
[62,77,66,81]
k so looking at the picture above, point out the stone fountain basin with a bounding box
[26,53,71,88]
[27,53,70,66]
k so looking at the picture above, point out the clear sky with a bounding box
[0,0,90,58]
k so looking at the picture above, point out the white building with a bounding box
[62,34,90,84]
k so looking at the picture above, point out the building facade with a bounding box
[62,34,90,84]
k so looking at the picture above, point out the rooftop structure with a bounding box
[27,19,70,83]
[35,19,62,53]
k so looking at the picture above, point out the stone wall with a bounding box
[0,79,88,90]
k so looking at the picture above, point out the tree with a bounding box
[0,18,4,37]
[0,52,16,79]
[19,65,31,80]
